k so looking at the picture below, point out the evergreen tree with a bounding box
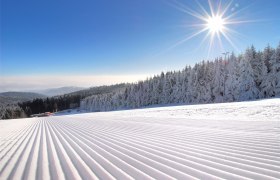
[238,49,259,100]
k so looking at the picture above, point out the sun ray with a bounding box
[220,30,240,52]
[207,32,215,59]
[225,19,264,25]
[207,39,212,59]
[165,0,254,57]
[220,0,234,17]
[194,30,212,53]
[194,0,211,18]
[207,0,215,17]
[223,27,249,41]
[223,27,243,37]
[217,32,225,53]
[217,0,222,15]
[167,27,209,51]
[180,23,207,28]
[169,0,207,21]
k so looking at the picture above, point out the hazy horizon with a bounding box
[0,74,152,92]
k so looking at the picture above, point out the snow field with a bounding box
[0,99,280,179]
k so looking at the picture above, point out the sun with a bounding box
[168,0,250,56]
[206,15,225,34]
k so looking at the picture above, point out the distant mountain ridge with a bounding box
[0,92,46,105]
[33,86,85,97]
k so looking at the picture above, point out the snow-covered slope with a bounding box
[0,99,280,179]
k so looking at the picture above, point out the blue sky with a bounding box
[1,0,280,91]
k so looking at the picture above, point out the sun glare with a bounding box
[169,0,250,56]
[206,15,225,33]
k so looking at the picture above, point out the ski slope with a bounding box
[0,99,280,179]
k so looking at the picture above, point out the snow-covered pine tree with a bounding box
[188,64,199,103]
[249,46,267,98]
[213,58,225,103]
[261,45,276,97]
[181,66,191,103]
[224,52,239,101]
[273,43,280,96]
[238,48,259,100]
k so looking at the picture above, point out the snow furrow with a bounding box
[53,121,183,180]
[79,126,280,178]
[8,119,41,179]
[54,120,204,180]
[68,118,279,148]
[44,119,66,180]
[46,120,82,180]
[99,124,280,161]
[49,121,117,179]
[51,123,144,179]
[0,121,38,160]
[59,122,278,179]
[81,122,280,168]
[47,120,99,179]
[0,121,39,178]
[58,119,280,164]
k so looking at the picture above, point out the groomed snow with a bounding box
[0,99,280,179]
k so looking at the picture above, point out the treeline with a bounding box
[19,96,79,116]
[0,104,27,119]
[17,83,128,117]
[81,44,280,111]
[0,92,46,119]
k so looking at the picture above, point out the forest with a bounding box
[81,44,280,112]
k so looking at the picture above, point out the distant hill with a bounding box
[0,92,47,105]
[65,84,128,97]
[34,86,85,97]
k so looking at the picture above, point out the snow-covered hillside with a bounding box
[81,45,280,113]
[0,99,280,179]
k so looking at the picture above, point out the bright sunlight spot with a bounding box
[207,15,225,33]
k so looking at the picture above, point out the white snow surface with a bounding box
[0,98,280,179]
